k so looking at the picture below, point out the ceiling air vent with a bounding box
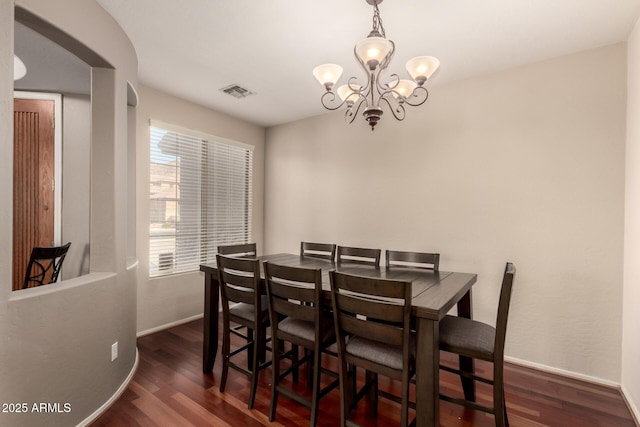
[220,84,254,99]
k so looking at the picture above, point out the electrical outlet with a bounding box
[111,342,118,362]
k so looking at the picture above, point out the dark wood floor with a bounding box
[93,318,637,427]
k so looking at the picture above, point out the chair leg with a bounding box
[339,361,353,427]
[309,349,322,427]
[494,363,507,427]
[269,338,280,421]
[459,355,476,401]
[366,370,378,418]
[246,328,254,371]
[400,379,408,427]
[220,320,230,393]
[247,329,261,409]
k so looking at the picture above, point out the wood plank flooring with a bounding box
[92,318,637,427]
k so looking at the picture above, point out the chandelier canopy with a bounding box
[313,0,439,130]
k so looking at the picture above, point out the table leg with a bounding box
[203,272,220,373]
[415,317,439,427]
[457,289,476,402]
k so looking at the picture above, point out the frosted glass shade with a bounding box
[355,36,393,69]
[406,56,440,84]
[337,84,361,104]
[14,55,26,81]
[392,79,417,99]
[313,64,343,88]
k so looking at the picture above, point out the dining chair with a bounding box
[216,254,271,409]
[329,270,415,427]
[264,262,339,427]
[300,241,337,261]
[439,262,516,427]
[22,242,71,289]
[385,249,440,271]
[336,245,381,266]
[218,242,257,258]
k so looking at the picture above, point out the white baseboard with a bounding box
[504,355,620,388]
[620,384,640,427]
[77,348,139,427]
[137,313,204,338]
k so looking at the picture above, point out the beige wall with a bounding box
[0,1,138,426]
[265,44,627,383]
[135,84,265,334]
[623,17,640,421]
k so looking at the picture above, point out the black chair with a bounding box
[439,262,516,427]
[264,262,339,427]
[336,245,381,266]
[216,254,270,409]
[22,242,71,289]
[300,241,337,261]
[218,243,257,258]
[330,270,415,427]
[385,249,440,271]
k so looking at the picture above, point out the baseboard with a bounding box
[621,384,640,427]
[504,355,620,388]
[136,313,204,338]
[77,347,139,427]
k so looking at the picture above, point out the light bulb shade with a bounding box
[337,84,361,103]
[392,79,417,99]
[406,56,440,84]
[14,55,26,81]
[355,36,393,69]
[313,64,343,89]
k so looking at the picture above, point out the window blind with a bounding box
[149,124,253,277]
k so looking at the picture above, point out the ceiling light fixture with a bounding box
[313,0,439,131]
[14,55,27,81]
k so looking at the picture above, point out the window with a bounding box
[149,122,253,276]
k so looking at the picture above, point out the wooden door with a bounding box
[13,98,55,291]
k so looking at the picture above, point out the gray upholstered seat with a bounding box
[346,335,415,371]
[439,315,495,358]
[229,296,268,322]
[278,317,334,344]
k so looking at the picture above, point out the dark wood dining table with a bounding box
[200,253,477,427]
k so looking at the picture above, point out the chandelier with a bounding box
[313,0,439,130]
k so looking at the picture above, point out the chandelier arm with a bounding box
[320,91,349,111]
[380,95,406,121]
[379,73,400,95]
[346,98,366,124]
[345,97,368,123]
[403,86,429,107]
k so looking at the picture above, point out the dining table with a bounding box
[200,253,477,427]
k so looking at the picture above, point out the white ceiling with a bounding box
[95,0,640,128]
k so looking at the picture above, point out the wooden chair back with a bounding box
[300,241,336,261]
[336,246,381,266]
[330,270,412,375]
[22,242,71,289]
[385,250,440,271]
[218,243,257,258]
[264,262,325,345]
[216,254,262,310]
[494,262,516,362]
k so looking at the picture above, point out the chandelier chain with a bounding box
[372,2,386,38]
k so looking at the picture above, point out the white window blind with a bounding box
[149,124,253,277]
